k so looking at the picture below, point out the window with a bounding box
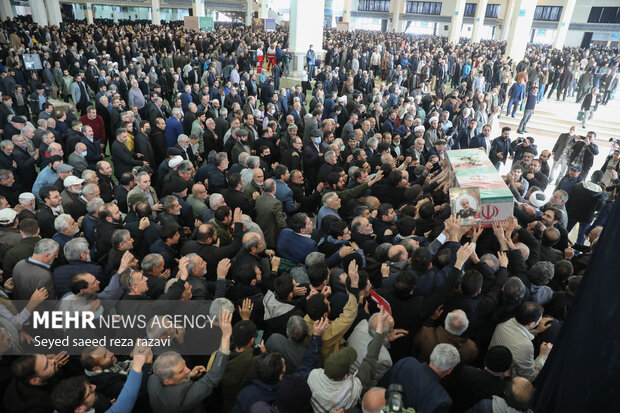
[464,3,476,17]
[358,0,391,12]
[405,1,442,15]
[486,4,500,18]
[533,6,563,22]
[588,7,620,24]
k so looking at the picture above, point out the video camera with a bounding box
[382,384,417,413]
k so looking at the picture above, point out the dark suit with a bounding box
[442,365,509,412]
[174,144,198,167]
[134,132,155,166]
[12,145,37,191]
[302,143,321,190]
[97,172,116,203]
[38,205,59,239]
[81,137,104,170]
[383,357,453,413]
[222,188,254,218]
[111,140,143,181]
[255,193,287,249]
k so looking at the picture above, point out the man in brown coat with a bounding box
[413,309,479,365]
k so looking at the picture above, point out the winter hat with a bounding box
[485,346,513,373]
[323,347,358,380]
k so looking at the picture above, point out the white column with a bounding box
[152,0,161,24]
[289,0,324,75]
[0,1,14,19]
[471,0,488,43]
[245,0,253,26]
[504,0,536,63]
[258,0,268,19]
[552,0,576,50]
[45,0,62,26]
[448,0,467,44]
[342,0,352,23]
[500,0,514,41]
[390,0,404,32]
[84,3,94,24]
[30,0,48,26]
[193,0,205,17]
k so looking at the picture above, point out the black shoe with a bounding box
[523,130,528,133]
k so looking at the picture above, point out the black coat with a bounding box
[81,136,104,170]
[134,132,155,166]
[568,140,599,173]
[442,365,510,412]
[97,172,116,203]
[222,188,254,218]
[12,145,36,191]
[111,140,143,180]
[37,204,58,239]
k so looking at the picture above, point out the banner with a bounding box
[200,16,214,32]
[264,18,276,32]
[336,22,349,32]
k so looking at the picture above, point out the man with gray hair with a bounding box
[68,142,88,175]
[255,178,287,249]
[266,315,309,372]
[12,238,60,300]
[53,237,105,298]
[386,343,459,412]
[200,192,226,223]
[52,213,80,251]
[347,309,405,385]
[165,107,184,147]
[414,309,479,365]
[147,310,232,413]
[317,192,342,229]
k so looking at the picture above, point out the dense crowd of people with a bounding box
[0,14,618,413]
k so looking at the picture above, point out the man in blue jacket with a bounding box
[506,78,526,118]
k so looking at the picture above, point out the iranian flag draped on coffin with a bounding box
[447,149,514,227]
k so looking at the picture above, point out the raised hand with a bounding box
[238,298,253,321]
[313,316,329,336]
[217,258,231,280]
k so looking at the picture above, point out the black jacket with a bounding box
[568,140,599,173]
[134,132,155,166]
[12,145,37,191]
[38,204,59,239]
[378,267,463,361]
[111,140,143,180]
[97,172,116,202]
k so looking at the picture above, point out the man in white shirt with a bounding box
[489,302,553,382]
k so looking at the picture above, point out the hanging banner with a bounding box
[264,18,276,32]
[336,22,349,32]
[200,16,214,32]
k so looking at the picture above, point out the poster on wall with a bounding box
[199,16,214,32]
[264,18,276,32]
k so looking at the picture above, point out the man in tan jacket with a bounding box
[304,261,360,362]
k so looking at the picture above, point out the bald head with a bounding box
[361,387,387,413]
[75,142,87,153]
[388,244,408,263]
[506,377,535,411]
